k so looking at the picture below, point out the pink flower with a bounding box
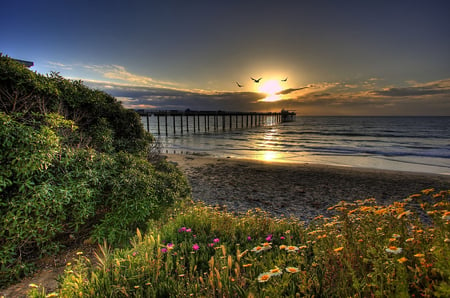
[247,236,252,241]
[192,244,200,251]
[280,236,285,240]
[167,243,174,250]
[186,228,192,233]
[161,248,167,253]
[266,234,273,241]
[179,227,186,232]
[208,243,214,247]
[213,238,220,243]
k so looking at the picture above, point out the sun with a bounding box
[257,79,283,102]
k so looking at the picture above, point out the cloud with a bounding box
[277,86,311,95]
[47,62,181,89]
[47,61,73,70]
[84,76,450,115]
[370,79,450,97]
[85,80,267,111]
[83,64,179,88]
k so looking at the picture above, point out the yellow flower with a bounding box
[286,245,299,253]
[269,267,283,276]
[251,246,264,253]
[414,253,425,258]
[257,272,271,282]
[385,246,402,254]
[262,242,272,248]
[334,247,344,252]
[285,267,301,273]
[397,210,411,219]
[397,257,408,264]
[422,188,434,195]
[29,283,39,288]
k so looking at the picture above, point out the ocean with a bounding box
[141,116,450,175]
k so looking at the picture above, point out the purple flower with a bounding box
[192,244,200,251]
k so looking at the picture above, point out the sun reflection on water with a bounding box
[261,150,279,161]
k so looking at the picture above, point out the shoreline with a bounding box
[166,153,450,222]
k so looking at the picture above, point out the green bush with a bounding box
[0,54,153,154]
[0,113,83,283]
[0,112,190,286]
[91,152,190,245]
[0,55,191,286]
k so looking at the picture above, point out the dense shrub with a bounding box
[0,55,191,286]
[0,112,190,285]
[0,54,152,153]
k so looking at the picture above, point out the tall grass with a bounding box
[30,189,450,297]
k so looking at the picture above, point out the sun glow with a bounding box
[258,79,283,102]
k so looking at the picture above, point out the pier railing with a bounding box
[135,110,296,136]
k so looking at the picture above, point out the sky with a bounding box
[2,0,450,115]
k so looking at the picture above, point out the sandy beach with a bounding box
[166,153,450,222]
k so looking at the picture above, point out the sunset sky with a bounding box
[2,0,449,115]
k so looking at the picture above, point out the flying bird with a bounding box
[235,81,244,87]
[281,77,288,82]
[251,77,262,83]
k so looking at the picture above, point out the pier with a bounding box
[136,110,296,136]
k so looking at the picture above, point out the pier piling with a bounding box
[137,110,295,136]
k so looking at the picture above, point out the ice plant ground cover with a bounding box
[30,189,450,297]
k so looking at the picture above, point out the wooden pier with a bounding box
[136,109,296,136]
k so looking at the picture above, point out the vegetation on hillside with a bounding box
[0,55,190,286]
[30,189,450,297]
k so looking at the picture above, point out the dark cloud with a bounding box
[84,78,450,115]
[85,81,267,111]
[371,80,450,97]
[276,86,311,95]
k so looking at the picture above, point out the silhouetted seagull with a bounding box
[235,81,244,87]
[281,77,288,82]
[251,77,262,83]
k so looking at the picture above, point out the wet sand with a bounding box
[166,153,450,222]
